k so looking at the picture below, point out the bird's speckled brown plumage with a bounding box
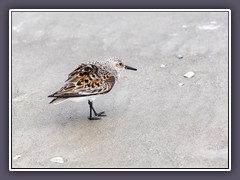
[49,62,116,98]
[48,57,137,106]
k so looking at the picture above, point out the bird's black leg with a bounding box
[88,100,105,120]
[88,100,94,120]
[88,100,100,120]
[92,106,106,117]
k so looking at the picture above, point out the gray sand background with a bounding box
[12,12,229,168]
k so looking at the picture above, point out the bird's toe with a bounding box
[88,116,101,120]
[97,111,106,117]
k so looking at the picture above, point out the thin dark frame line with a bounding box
[11,10,13,170]
[11,168,230,169]
[227,11,230,170]
[10,11,230,13]
[10,10,230,170]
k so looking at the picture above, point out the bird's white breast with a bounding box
[68,96,97,103]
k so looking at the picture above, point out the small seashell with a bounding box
[182,25,188,28]
[13,155,21,160]
[176,55,183,60]
[178,83,184,86]
[198,25,220,30]
[184,71,195,78]
[160,64,166,68]
[50,157,64,164]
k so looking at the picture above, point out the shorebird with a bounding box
[48,57,137,120]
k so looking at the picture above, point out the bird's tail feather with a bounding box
[49,97,68,105]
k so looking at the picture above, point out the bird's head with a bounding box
[106,57,137,72]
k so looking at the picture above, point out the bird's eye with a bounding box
[119,63,123,66]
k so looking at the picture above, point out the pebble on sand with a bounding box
[178,83,184,86]
[184,71,195,78]
[176,55,183,60]
[160,64,166,68]
[50,157,64,164]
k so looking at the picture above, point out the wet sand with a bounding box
[11,11,229,168]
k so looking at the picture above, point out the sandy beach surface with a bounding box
[11,11,229,168]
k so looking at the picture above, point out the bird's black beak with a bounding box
[125,65,137,71]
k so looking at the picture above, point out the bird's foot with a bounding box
[88,116,101,120]
[95,111,106,117]
[88,112,106,120]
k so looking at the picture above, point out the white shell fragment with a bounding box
[160,64,166,68]
[178,83,184,86]
[13,155,21,160]
[197,25,220,30]
[184,71,195,78]
[50,157,64,164]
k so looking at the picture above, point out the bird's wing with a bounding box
[48,63,115,98]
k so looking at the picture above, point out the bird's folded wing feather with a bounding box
[48,63,115,98]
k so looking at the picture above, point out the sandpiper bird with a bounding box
[48,57,137,120]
